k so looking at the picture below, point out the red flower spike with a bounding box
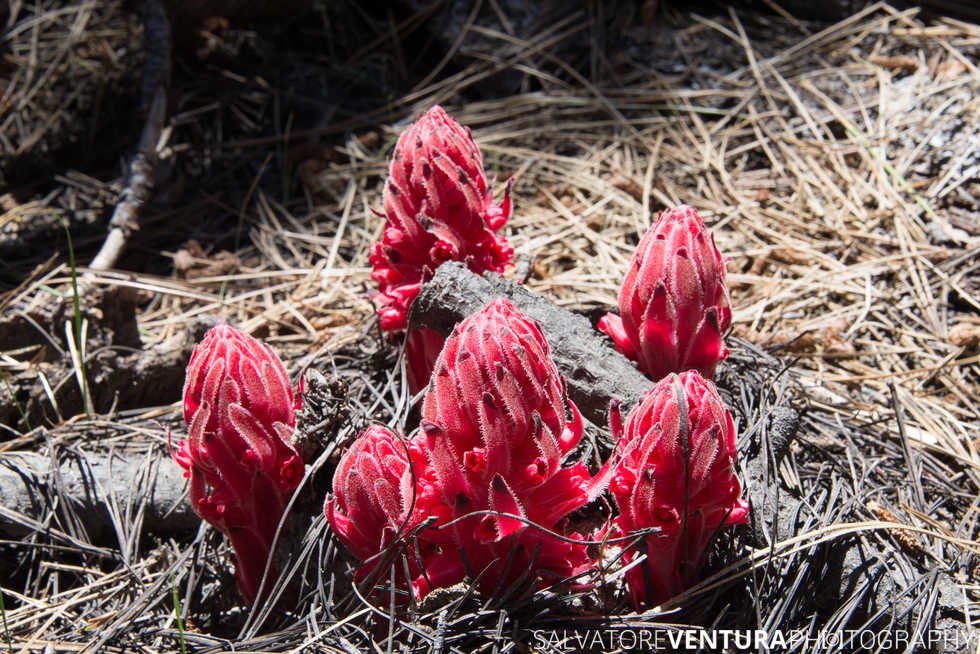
[609,370,748,608]
[369,106,514,391]
[325,425,421,573]
[324,301,597,601]
[173,324,303,604]
[599,205,731,380]
[412,298,591,596]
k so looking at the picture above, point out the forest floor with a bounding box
[0,1,978,652]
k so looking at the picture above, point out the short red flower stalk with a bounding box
[608,370,748,608]
[413,298,592,597]
[325,424,423,584]
[369,106,514,392]
[173,324,304,604]
[324,301,603,599]
[403,327,448,397]
[599,205,731,380]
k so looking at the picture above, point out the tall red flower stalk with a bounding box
[608,370,748,608]
[174,324,304,604]
[599,205,731,380]
[369,106,513,392]
[414,298,592,596]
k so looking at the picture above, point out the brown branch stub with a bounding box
[89,0,172,271]
[411,261,651,426]
[140,0,172,111]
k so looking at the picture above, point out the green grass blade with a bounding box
[63,224,93,416]
[171,573,187,654]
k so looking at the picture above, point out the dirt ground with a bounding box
[0,1,978,652]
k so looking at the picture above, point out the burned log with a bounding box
[410,261,652,426]
[0,449,197,541]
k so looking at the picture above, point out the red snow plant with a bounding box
[609,370,748,608]
[369,106,513,391]
[174,324,304,604]
[324,423,418,581]
[599,205,731,381]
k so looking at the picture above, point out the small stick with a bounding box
[89,0,171,271]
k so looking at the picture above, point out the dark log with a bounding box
[411,261,651,426]
[0,449,197,540]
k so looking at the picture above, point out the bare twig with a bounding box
[89,0,171,271]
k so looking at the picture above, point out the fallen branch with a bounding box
[0,449,196,540]
[89,0,171,271]
[411,261,651,425]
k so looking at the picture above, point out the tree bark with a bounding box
[0,449,198,540]
[410,261,652,426]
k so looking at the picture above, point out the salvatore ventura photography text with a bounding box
[529,627,974,652]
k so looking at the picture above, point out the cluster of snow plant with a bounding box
[599,204,731,381]
[173,324,304,604]
[173,106,748,610]
[326,299,595,598]
[369,105,514,392]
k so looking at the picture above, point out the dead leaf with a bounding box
[770,247,815,266]
[870,55,918,73]
[174,239,239,280]
[356,131,380,149]
[819,319,855,355]
[935,58,967,81]
[949,320,980,349]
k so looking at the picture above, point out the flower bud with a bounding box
[599,205,731,380]
[609,370,748,608]
[174,324,303,604]
[413,299,591,596]
[369,106,514,390]
[325,425,419,568]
